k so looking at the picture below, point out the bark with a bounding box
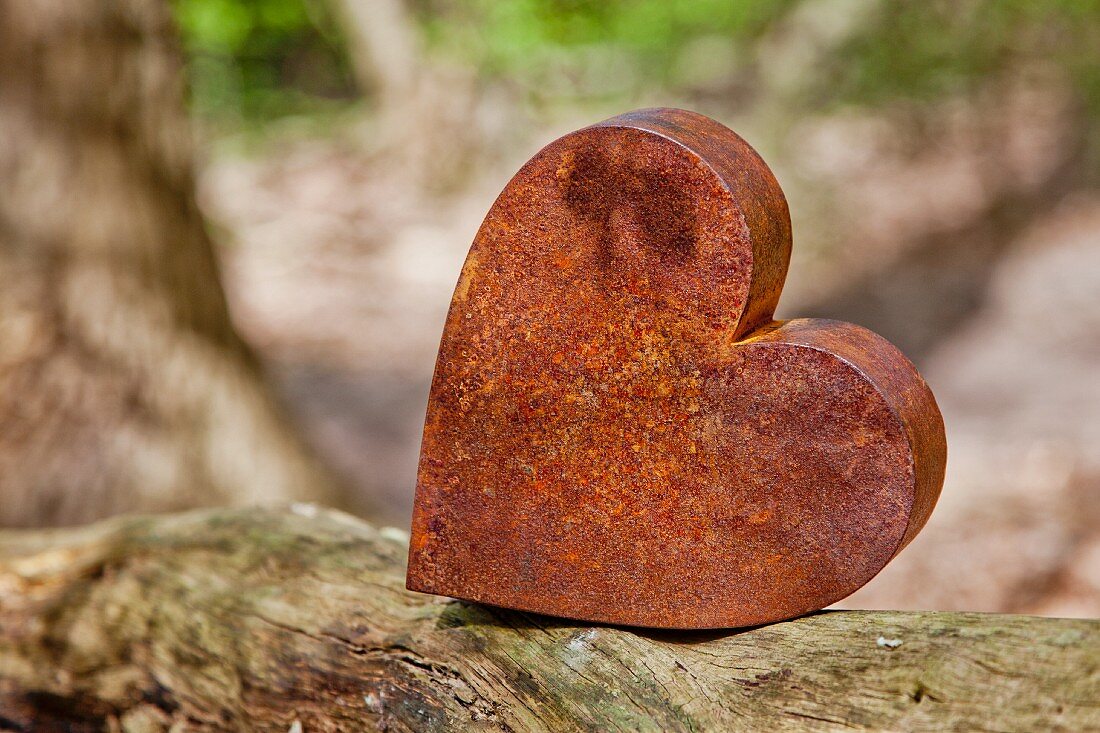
[0,507,1096,732]
[0,0,341,526]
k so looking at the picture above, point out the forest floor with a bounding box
[200,115,1100,618]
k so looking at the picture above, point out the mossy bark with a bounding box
[0,507,1096,731]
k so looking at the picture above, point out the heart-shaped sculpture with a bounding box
[407,108,946,629]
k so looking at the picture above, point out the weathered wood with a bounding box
[0,507,1096,732]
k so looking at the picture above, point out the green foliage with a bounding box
[173,0,356,124]
[172,0,1100,148]
[421,0,799,98]
[424,0,1099,110]
[824,0,1100,107]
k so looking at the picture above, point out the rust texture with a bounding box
[407,107,947,629]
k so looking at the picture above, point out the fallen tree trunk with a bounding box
[0,507,1096,732]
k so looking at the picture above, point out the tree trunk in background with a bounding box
[0,0,343,526]
[331,0,419,107]
[328,0,495,189]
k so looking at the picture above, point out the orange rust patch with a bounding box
[407,108,946,629]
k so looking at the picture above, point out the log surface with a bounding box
[0,507,1097,732]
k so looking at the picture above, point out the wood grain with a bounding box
[0,507,1095,731]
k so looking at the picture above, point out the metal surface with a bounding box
[407,108,946,629]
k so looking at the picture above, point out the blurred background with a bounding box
[1,0,1098,616]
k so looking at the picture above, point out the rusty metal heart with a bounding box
[407,108,946,629]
